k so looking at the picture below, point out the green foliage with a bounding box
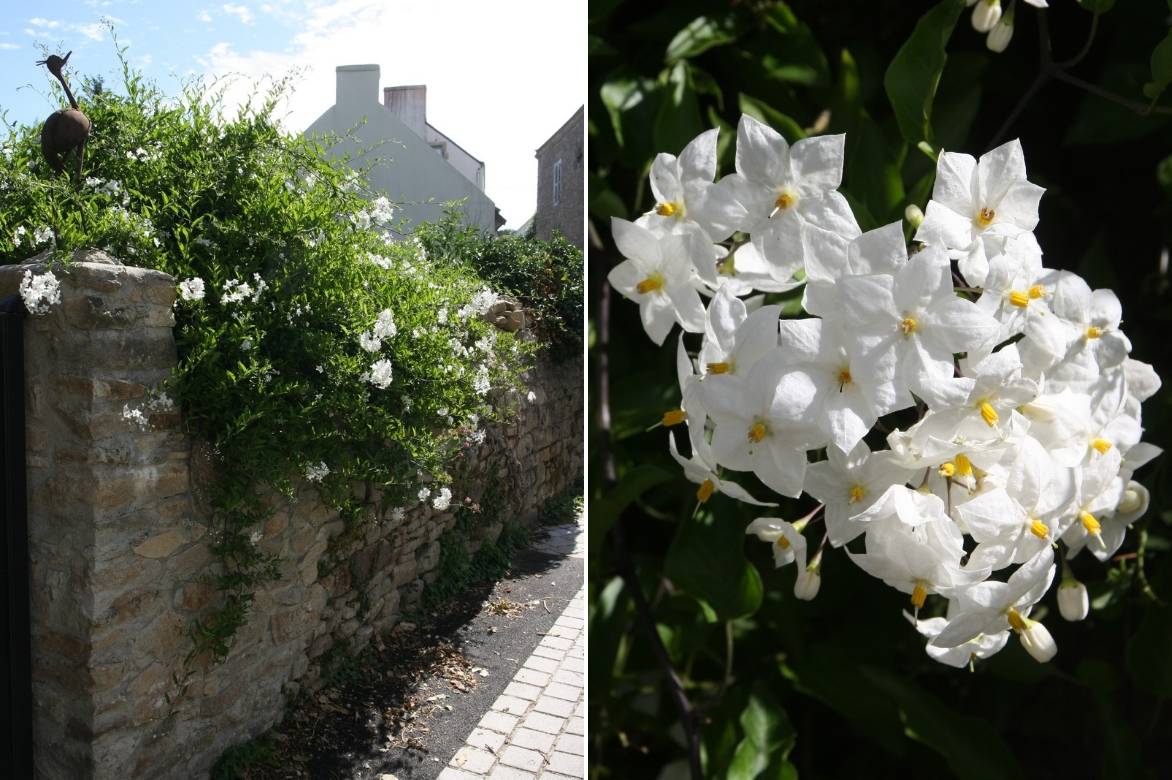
[538,485,585,526]
[591,1,1172,778]
[414,212,584,361]
[0,45,545,673]
[884,0,965,147]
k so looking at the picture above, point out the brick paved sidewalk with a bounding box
[439,577,585,779]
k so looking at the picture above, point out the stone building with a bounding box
[534,107,583,247]
[305,65,504,235]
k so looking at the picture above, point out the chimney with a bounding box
[383,85,427,140]
[336,64,380,107]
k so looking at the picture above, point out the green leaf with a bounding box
[666,15,741,63]
[1143,29,1172,101]
[588,577,630,701]
[664,503,763,620]
[1126,600,1172,698]
[599,73,660,150]
[862,668,1027,780]
[884,0,966,145]
[588,463,674,563]
[738,94,806,143]
[654,62,705,155]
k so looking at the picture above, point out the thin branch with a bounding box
[1052,69,1172,117]
[1056,10,1100,69]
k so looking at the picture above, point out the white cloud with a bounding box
[197,10,213,23]
[198,0,585,228]
[0,43,19,51]
[71,23,107,42]
[28,18,62,29]
[222,3,255,25]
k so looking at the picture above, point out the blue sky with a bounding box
[0,0,585,228]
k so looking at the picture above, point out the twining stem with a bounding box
[990,10,1172,149]
[597,251,704,780]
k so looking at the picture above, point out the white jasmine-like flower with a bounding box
[1057,578,1089,622]
[122,403,150,431]
[526,390,537,403]
[390,507,406,522]
[641,128,734,242]
[364,358,394,389]
[373,309,397,340]
[417,486,431,502]
[358,332,382,352]
[178,277,206,301]
[371,196,394,224]
[794,564,821,601]
[971,0,1002,33]
[986,9,1014,52]
[473,366,491,396]
[668,429,776,507]
[305,462,330,482]
[432,487,452,511]
[745,517,808,570]
[221,278,254,304]
[803,441,916,548]
[19,270,62,315]
[607,217,708,345]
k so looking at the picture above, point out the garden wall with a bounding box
[1,252,583,779]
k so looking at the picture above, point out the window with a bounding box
[553,159,563,207]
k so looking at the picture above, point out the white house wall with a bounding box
[305,66,497,235]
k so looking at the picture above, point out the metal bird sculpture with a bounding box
[37,51,91,182]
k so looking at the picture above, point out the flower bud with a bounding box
[794,565,821,601]
[1057,579,1089,622]
[972,0,1001,33]
[986,14,1014,53]
[904,204,925,230]
[1117,481,1149,516]
[1018,619,1057,663]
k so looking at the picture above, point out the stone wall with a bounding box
[1,252,583,779]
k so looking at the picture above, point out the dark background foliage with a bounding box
[589,1,1172,778]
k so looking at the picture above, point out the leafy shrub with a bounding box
[0,48,539,665]
[415,213,583,361]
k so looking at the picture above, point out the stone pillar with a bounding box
[0,251,195,779]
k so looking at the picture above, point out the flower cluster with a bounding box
[609,115,1162,667]
[18,269,61,315]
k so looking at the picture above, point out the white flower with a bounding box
[305,462,330,482]
[526,390,537,403]
[794,564,822,601]
[667,429,776,507]
[915,139,1044,286]
[642,128,734,242]
[19,270,61,315]
[473,366,491,396]
[803,441,916,547]
[178,277,206,302]
[745,517,808,570]
[986,10,1014,52]
[471,287,501,315]
[364,358,394,389]
[432,487,452,511]
[972,0,1002,33]
[1057,578,1089,622]
[606,217,708,345]
[390,507,406,522]
[371,196,394,224]
[32,226,54,247]
[417,486,432,502]
[221,278,254,304]
[122,404,150,431]
[373,309,397,340]
[358,332,382,352]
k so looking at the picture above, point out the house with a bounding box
[305,64,502,234]
[533,107,583,248]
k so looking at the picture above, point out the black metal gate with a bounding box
[0,293,31,778]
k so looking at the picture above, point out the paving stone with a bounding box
[512,727,556,753]
[556,732,584,756]
[531,645,565,661]
[544,682,581,702]
[438,769,481,780]
[515,668,551,687]
[450,746,495,774]
[489,767,537,780]
[522,711,566,735]
[546,751,582,776]
[539,636,573,651]
[467,727,507,753]
[534,696,576,718]
[504,681,543,701]
[523,656,559,674]
[492,694,531,716]
[564,717,584,736]
[553,669,583,686]
[499,745,544,773]
[480,710,520,735]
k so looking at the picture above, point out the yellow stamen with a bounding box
[747,422,767,443]
[662,409,686,427]
[1086,325,1102,339]
[939,462,956,478]
[1008,290,1030,308]
[706,361,732,375]
[911,582,928,610]
[1091,438,1112,454]
[848,484,865,504]
[656,201,679,217]
[1028,285,1044,299]
[775,191,796,211]
[636,274,664,295]
[697,479,715,503]
[900,317,918,336]
[978,401,999,427]
[1080,511,1101,535]
[837,367,852,388]
[776,535,791,550]
[976,207,996,228]
[1007,608,1027,632]
[954,453,973,476]
[1029,519,1049,539]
